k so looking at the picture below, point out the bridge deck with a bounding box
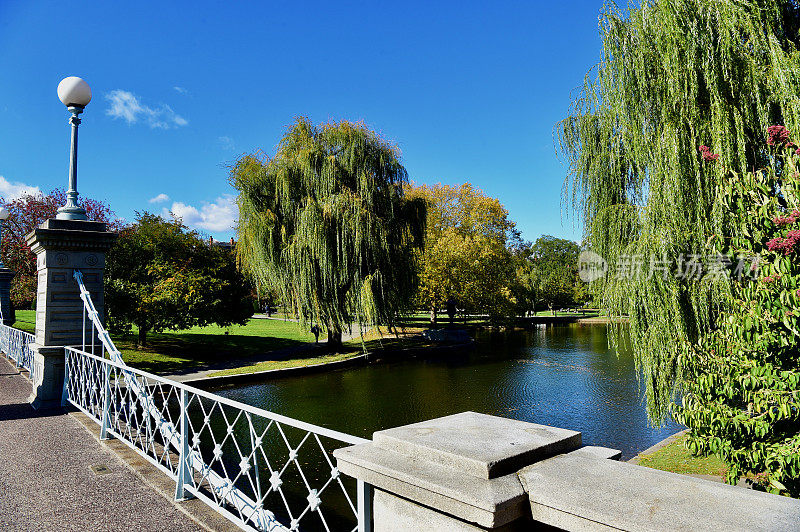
[0,357,206,531]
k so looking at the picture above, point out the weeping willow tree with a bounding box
[560,0,800,422]
[231,118,426,348]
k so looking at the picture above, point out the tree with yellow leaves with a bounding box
[409,183,519,324]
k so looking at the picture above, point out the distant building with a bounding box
[209,236,236,250]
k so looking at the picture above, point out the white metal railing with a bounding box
[64,270,372,531]
[0,321,35,380]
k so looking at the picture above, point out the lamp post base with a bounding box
[28,344,67,410]
[56,205,88,221]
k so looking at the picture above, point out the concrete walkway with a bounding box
[0,357,209,531]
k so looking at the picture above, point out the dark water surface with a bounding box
[215,324,681,459]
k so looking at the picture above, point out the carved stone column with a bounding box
[26,219,116,409]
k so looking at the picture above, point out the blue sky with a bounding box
[0,0,604,242]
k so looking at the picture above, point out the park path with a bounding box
[0,357,207,531]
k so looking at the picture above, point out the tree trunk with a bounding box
[138,327,148,347]
[327,330,343,351]
[430,305,437,326]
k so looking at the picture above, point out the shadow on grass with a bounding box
[11,316,35,334]
[115,332,317,376]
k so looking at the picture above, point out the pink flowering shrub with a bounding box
[767,124,791,145]
[766,229,800,254]
[698,145,720,161]
[772,210,800,225]
[676,125,800,497]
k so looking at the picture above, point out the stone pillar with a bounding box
[0,267,15,326]
[26,219,116,410]
[333,411,584,531]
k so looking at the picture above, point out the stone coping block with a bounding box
[39,218,108,231]
[26,218,116,252]
[372,489,524,532]
[334,412,583,528]
[518,454,800,532]
[372,412,581,479]
[335,442,528,528]
[565,445,622,461]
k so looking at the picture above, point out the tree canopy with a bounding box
[530,235,584,311]
[105,213,253,345]
[231,118,426,347]
[560,0,800,421]
[409,183,519,322]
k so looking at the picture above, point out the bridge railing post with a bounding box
[61,349,69,407]
[99,363,111,440]
[357,479,373,532]
[174,387,194,501]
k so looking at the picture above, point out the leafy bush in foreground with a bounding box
[676,128,800,496]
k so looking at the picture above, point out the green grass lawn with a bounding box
[12,310,35,333]
[208,324,430,377]
[11,310,431,377]
[636,433,728,478]
[207,350,363,377]
[13,310,319,375]
[117,319,318,374]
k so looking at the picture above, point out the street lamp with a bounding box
[56,76,92,221]
[0,206,7,268]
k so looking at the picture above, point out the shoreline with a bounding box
[183,339,476,389]
[628,429,688,464]
[182,352,370,388]
[577,316,630,325]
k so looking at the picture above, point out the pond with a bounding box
[214,323,682,460]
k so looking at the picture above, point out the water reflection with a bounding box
[215,324,681,459]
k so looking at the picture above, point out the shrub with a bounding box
[676,127,800,496]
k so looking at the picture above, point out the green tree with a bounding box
[231,118,426,349]
[510,241,537,316]
[106,213,253,346]
[410,183,519,323]
[675,129,800,497]
[559,0,800,421]
[529,235,583,313]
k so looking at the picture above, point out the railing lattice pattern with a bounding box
[0,323,35,381]
[64,270,370,531]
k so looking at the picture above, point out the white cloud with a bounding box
[148,193,170,204]
[164,195,237,232]
[0,175,41,201]
[105,90,188,129]
[173,86,188,95]
[218,136,235,151]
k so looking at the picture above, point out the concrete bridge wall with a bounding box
[335,411,800,531]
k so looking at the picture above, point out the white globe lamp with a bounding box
[56,76,91,220]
